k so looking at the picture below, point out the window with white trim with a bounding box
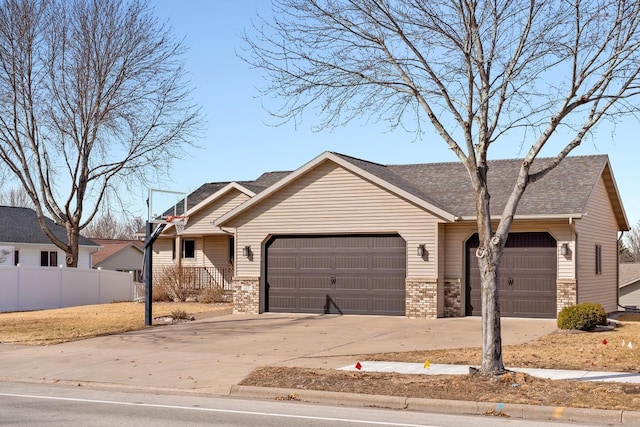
[41,251,58,267]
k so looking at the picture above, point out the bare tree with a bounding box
[0,187,34,209]
[244,0,640,375]
[83,213,145,240]
[625,221,640,262]
[0,0,200,267]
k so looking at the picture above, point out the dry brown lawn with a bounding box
[0,302,231,345]
[240,314,640,412]
[365,314,640,372]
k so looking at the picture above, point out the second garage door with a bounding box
[265,234,406,315]
[466,232,557,318]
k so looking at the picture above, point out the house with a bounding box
[619,263,640,308]
[0,205,98,268]
[154,151,628,319]
[92,239,144,282]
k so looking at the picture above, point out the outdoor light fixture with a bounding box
[417,244,425,257]
[243,245,251,257]
[561,243,569,256]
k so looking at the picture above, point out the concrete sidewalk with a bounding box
[338,361,640,383]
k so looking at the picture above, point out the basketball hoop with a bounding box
[167,215,189,235]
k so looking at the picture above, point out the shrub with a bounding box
[151,284,172,302]
[197,286,226,303]
[155,265,197,302]
[170,309,192,321]
[557,302,607,331]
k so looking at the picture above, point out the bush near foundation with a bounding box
[557,302,607,331]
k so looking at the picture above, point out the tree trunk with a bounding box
[478,248,506,375]
[475,167,507,376]
[66,224,79,267]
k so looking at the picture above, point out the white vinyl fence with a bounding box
[0,266,136,312]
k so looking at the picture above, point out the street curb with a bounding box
[230,385,639,424]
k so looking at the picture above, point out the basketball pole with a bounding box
[144,221,153,326]
[144,220,166,326]
[144,188,187,327]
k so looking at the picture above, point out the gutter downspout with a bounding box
[617,230,624,309]
[569,217,578,304]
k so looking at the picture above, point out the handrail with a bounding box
[182,265,233,290]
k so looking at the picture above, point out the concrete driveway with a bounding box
[0,312,557,395]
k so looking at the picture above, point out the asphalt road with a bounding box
[0,381,609,427]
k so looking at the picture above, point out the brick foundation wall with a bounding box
[444,278,462,317]
[405,277,438,319]
[232,276,260,314]
[557,278,577,314]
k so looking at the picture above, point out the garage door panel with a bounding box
[336,256,369,269]
[300,256,332,269]
[512,299,556,318]
[266,235,406,315]
[269,256,297,268]
[373,255,405,269]
[269,296,297,311]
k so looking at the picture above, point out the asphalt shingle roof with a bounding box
[167,152,620,227]
[0,206,98,246]
[386,155,609,218]
[620,263,640,287]
[165,171,293,216]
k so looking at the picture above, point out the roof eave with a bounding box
[457,213,584,222]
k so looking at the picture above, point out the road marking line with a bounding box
[0,392,435,426]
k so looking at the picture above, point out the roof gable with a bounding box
[215,151,458,226]
[0,206,98,246]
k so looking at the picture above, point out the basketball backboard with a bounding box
[147,188,188,224]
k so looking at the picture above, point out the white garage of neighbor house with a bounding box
[619,263,640,309]
[0,205,98,268]
[155,151,628,319]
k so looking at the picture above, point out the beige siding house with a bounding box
[156,151,628,319]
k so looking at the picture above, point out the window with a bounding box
[172,239,195,259]
[229,236,235,264]
[182,239,195,259]
[40,251,58,267]
[14,250,19,266]
[595,244,602,275]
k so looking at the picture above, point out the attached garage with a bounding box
[466,232,558,318]
[212,152,627,318]
[265,234,406,315]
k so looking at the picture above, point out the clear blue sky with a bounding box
[145,0,640,227]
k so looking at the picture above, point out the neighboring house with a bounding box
[0,206,98,268]
[154,151,628,319]
[619,263,640,308]
[92,239,144,282]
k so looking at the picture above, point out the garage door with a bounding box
[466,232,557,318]
[265,234,406,315]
